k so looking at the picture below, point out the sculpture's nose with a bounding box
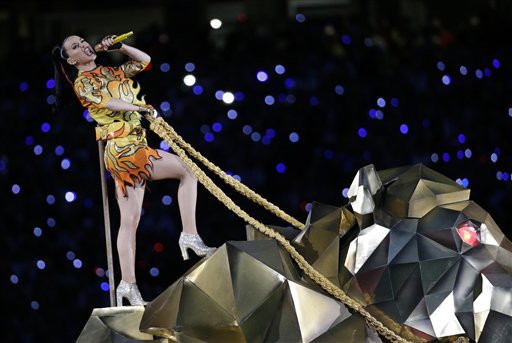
[347,164,382,215]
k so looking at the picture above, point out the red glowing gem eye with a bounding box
[456,221,480,246]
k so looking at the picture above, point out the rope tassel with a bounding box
[145,115,413,343]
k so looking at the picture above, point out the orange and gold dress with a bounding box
[73,60,161,196]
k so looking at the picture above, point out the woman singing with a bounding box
[52,34,215,306]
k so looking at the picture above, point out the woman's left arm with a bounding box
[119,44,151,63]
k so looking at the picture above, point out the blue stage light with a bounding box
[265,95,275,105]
[19,82,29,92]
[160,63,170,72]
[256,71,268,82]
[12,184,20,195]
[227,109,238,120]
[276,163,286,173]
[251,132,261,142]
[289,132,299,142]
[275,65,285,74]
[185,62,195,72]
[162,195,172,206]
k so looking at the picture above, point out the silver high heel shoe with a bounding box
[116,280,148,306]
[178,232,216,260]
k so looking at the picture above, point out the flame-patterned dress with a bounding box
[73,60,161,196]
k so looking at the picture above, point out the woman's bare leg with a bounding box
[150,150,198,234]
[116,185,145,283]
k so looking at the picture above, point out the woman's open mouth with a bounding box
[84,47,95,56]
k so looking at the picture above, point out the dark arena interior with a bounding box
[2,0,512,342]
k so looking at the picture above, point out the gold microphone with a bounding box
[94,31,134,52]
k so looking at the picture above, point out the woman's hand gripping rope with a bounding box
[138,104,158,118]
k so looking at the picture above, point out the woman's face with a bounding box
[62,35,96,67]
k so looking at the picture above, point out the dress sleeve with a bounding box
[73,74,111,109]
[121,60,150,78]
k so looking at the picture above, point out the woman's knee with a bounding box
[120,212,141,228]
[181,167,198,184]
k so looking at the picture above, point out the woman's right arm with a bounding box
[105,98,148,113]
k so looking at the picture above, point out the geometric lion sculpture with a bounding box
[294,164,512,342]
[138,164,512,342]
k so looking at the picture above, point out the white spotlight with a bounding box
[183,74,196,86]
[222,92,235,104]
[210,19,222,29]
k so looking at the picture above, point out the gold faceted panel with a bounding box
[293,202,346,264]
[140,240,380,342]
[76,306,165,342]
[382,164,470,218]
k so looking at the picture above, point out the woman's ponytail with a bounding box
[51,42,78,111]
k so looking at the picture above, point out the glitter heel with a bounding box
[116,280,148,306]
[178,232,216,260]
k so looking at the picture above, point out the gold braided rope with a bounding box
[164,121,304,230]
[146,116,412,343]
